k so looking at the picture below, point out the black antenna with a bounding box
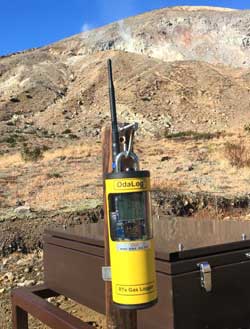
[107,59,120,168]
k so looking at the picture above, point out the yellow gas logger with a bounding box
[105,59,157,309]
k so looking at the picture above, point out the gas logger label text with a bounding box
[116,282,155,296]
[116,241,150,252]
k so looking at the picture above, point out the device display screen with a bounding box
[109,192,152,241]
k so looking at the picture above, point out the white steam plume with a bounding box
[82,22,92,33]
[117,19,140,53]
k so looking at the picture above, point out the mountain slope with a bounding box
[49,6,250,68]
[1,6,250,155]
[1,49,250,154]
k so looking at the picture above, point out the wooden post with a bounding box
[102,126,137,329]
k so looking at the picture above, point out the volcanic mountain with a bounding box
[1,6,250,154]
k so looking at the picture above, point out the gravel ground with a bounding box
[0,251,106,329]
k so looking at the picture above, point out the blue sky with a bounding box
[0,0,250,56]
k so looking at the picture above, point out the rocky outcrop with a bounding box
[56,6,250,68]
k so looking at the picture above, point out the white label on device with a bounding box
[116,241,150,252]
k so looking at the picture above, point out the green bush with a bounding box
[4,135,17,147]
[244,123,250,132]
[68,133,79,139]
[165,130,220,140]
[47,172,62,179]
[21,144,44,162]
[62,128,72,134]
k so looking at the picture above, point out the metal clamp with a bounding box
[102,266,112,282]
[118,122,138,133]
[197,262,212,292]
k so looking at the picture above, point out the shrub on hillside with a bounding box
[244,123,250,132]
[165,130,221,140]
[224,142,250,168]
[21,144,44,162]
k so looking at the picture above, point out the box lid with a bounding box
[154,218,250,261]
[45,222,104,248]
[45,218,250,262]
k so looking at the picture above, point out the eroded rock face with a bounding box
[61,6,250,68]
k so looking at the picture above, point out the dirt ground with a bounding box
[0,252,106,329]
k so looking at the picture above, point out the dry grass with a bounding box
[42,143,100,162]
[0,143,100,169]
[27,174,101,210]
[4,135,250,211]
[16,161,102,210]
[0,142,103,211]
[0,153,22,169]
[151,177,185,190]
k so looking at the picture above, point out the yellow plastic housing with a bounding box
[105,172,158,309]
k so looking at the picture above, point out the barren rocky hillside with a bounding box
[55,5,250,68]
[1,6,250,155]
[2,6,250,328]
